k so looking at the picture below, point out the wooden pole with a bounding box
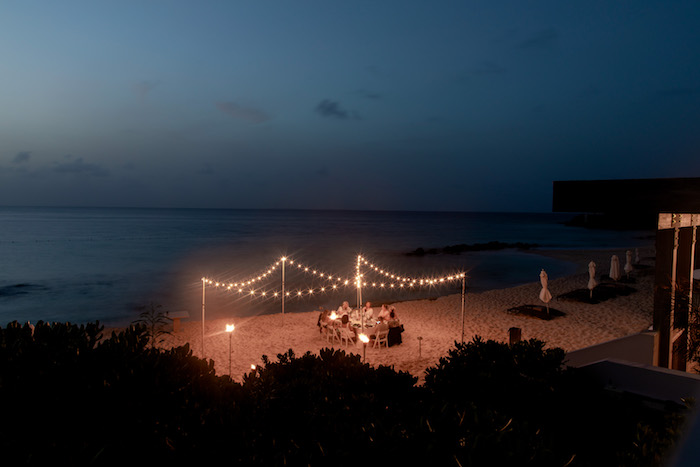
[201,278,206,357]
[281,258,286,315]
[461,274,466,343]
[669,216,680,368]
[687,216,697,367]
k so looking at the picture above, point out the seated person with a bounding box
[387,310,403,346]
[387,310,401,328]
[317,308,330,333]
[340,314,350,328]
[362,301,374,322]
[337,300,352,317]
[378,304,391,322]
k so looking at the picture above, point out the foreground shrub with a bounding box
[233,348,421,465]
[0,321,237,465]
[0,323,686,466]
[423,337,687,466]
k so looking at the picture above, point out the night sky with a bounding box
[1,1,699,212]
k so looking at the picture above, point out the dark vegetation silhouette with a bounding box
[0,321,686,466]
[132,302,172,348]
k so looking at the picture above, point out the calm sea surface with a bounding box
[0,207,653,326]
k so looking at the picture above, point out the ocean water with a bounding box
[0,207,653,327]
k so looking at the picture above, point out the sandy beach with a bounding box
[155,247,656,384]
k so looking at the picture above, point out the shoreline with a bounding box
[143,245,656,384]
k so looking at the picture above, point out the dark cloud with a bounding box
[315,99,360,120]
[52,157,110,177]
[216,101,271,123]
[133,80,159,102]
[12,151,31,164]
[357,89,382,100]
[519,28,558,49]
[472,61,507,75]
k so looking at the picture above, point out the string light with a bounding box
[202,254,465,301]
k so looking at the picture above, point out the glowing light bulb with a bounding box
[226,324,235,332]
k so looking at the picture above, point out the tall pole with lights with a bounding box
[281,257,286,315]
[357,255,363,307]
[461,273,466,343]
[357,255,363,328]
[226,324,235,375]
[201,277,206,357]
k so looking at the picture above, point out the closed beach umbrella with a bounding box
[610,255,621,281]
[588,261,597,299]
[624,250,634,278]
[539,269,553,315]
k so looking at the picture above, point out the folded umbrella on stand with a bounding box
[588,261,597,299]
[624,250,634,279]
[539,269,553,316]
[610,255,621,281]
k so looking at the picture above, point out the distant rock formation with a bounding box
[407,241,539,256]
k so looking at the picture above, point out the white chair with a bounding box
[339,327,356,347]
[324,323,341,345]
[321,324,334,344]
[373,323,389,349]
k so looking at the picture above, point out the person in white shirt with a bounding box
[337,301,352,317]
[362,301,374,322]
[378,304,391,322]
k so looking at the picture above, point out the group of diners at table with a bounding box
[317,301,404,347]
